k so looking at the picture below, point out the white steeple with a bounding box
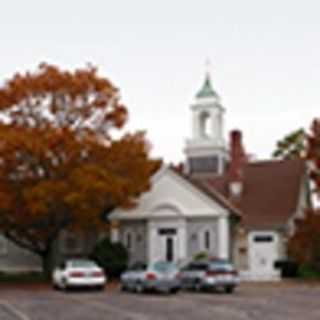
[184,70,228,175]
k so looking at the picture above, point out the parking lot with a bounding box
[0,282,319,320]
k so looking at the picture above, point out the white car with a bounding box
[52,259,107,290]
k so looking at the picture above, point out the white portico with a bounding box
[110,166,240,265]
[147,215,187,264]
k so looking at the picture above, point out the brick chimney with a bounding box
[228,130,247,198]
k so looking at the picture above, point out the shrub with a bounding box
[193,252,209,261]
[90,237,128,278]
[274,260,299,278]
[0,272,46,283]
[298,265,320,279]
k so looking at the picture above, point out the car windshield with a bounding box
[70,260,97,268]
[208,260,234,271]
[152,261,178,273]
[129,262,147,271]
[186,263,208,271]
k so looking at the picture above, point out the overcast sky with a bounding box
[1,0,320,163]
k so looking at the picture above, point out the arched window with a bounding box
[199,111,211,138]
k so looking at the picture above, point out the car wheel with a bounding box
[135,282,144,294]
[52,282,59,290]
[120,283,127,292]
[60,278,69,292]
[225,286,234,294]
[170,288,179,294]
[194,280,202,292]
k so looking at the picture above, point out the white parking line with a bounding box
[65,295,162,320]
[0,300,31,320]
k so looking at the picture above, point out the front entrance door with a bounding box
[249,232,280,280]
[148,219,186,265]
[166,237,174,262]
[159,228,176,262]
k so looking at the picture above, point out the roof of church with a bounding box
[172,168,242,218]
[196,73,219,99]
[191,158,306,229]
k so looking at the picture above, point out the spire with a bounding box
[196,61,219,99]
[196,73,218,98]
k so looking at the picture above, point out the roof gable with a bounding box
[110,166,236,220]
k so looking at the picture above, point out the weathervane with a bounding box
[205,58,211,76]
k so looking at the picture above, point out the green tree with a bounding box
[90,237,128,278]
[273,128,306,159]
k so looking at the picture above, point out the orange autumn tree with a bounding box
[288,209,320,272]
[0,64,161,274]
[288,119,320,273]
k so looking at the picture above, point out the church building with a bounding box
[110,72,309,281]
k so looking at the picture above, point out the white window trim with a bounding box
[0,235,8,256]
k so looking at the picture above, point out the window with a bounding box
[0,235,7,255]
[208,261,234,272]
[189,156,219,173]
[129,262,147,271]
[254,235,274,243]
[158,228,177,236]
[188,263,208,271]
[204,231,210,250]
[70,259,97,268]
[201,228,214,251]
[152,261,178,273]
[136,233,142,243]
[124,230,134,251]
[127,233,132,249]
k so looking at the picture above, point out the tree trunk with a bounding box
[41,250,54,280]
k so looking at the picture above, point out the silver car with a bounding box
[180,259,240,293]
[120,261,181,294]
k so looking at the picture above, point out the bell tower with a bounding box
[184,72,228,175]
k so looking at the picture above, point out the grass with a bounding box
[0,271,48,284]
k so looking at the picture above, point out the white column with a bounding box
[148,223,158,264]
[177,222,187,264]
[192,110,200,139]
[218,216,230,259]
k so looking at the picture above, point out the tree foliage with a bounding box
[273,128,306,160]
[306,119,320,195]
[0,63,127,136]
[288,209,320,273]
[287,120,320,272]
[0,64,161,274]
